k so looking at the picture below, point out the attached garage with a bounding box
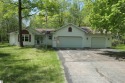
[58,36,82,48]
[91,37,106,48]
[52,23,111,48]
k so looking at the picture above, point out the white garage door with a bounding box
[58,36,82,48]
[91,37,106,48]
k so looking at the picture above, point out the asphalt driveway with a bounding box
[58,49,125,83]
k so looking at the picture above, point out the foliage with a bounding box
[0,44,64,83]
[30,0,87,28]
[90,0,125,34]
[0,1,18,42]
[0,0,92,42]
[1,0,125,43]
[0,0,38,43]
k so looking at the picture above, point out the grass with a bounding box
[113,44,125,50]
[0,43,64,83]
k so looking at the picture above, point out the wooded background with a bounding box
[0,0,125,44]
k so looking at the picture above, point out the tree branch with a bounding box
[1,0,18,6]
[21,7,32,10]
[22,11,39,18]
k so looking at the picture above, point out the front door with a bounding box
[35,36,42,45]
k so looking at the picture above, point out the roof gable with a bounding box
[54,23,90,34]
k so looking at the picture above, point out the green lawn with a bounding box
[113,44,125,50]
[0,44,64,83]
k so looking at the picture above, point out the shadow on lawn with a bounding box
[0,54,61,83]
[0,53,10,58]
[0,64,58,83]
[98,51,125,60]
[36,47,54,52]
[0,60,59,83]
[0,44,15,48]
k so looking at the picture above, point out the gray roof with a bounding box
[35,29,55,33]
[35,29,55,34]
[80,27,93,33]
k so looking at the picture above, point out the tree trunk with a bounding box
[0,34,2,43]
[18,0,23,47]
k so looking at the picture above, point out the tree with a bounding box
[1,0,101,44]
[0,0,38,45]
[30,0,88,28]
[30,0,67,28]
[0,0,18,42]
[90,0,111,33]
[90,0,125,34]
[18,0,39,47]
[18,0,23,47]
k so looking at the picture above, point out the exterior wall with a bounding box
[105,35,112,48]
[52,24,112,48]
[22,32,35,45]
[9,33,16,45]
[9,26,112,48]
[9,32,20,46]
[9,30,35,46]
[83,35,91,48]
[42,35,52,46]
[52,25,86,48]
[15,33,19,45]
[9,29,53,46]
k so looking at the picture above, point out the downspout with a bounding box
[45,7,48,49]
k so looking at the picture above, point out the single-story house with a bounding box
[9,23,112,48]
[9,28,54,46]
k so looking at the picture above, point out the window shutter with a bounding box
[29,34,31,42]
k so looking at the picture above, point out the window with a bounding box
[25,35,29,41]
[48,35,52,40]
[22,36,25,41]
[86,37,88,40]
[68,27,72,32]
[22,34,31,42]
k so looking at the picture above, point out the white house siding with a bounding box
[52,25,86,48]
[23,32,35,46]
[9,32,20,46]
[9,24,112,48]
[9,33,16,45]
[83,35,91,48]
[105,35,112,48]
[9,30,35,46]
[42,35,52,46]
[15,34,19,45]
